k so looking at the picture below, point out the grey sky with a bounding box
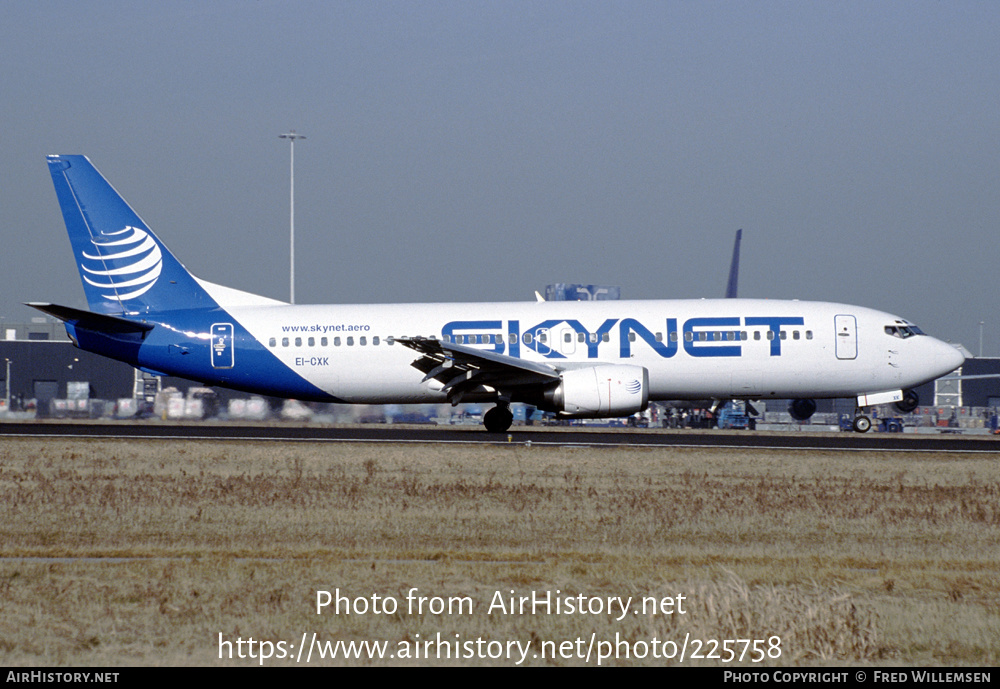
[2,1,998,353]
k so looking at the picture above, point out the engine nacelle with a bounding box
[894,389,919,414]
[542,365,649,418]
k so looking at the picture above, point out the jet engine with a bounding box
[541,365,649,418]
[894,389,919,414]
[788,398,817,421]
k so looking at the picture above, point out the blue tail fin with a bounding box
[47,155,219,315]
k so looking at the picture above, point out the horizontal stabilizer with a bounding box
[26,302,154,334]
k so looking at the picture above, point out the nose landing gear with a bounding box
[851,415,872,433]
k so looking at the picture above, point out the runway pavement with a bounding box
[2,420,998,453]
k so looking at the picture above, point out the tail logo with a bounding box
[81,226,163,301]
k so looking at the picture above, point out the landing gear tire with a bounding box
[484,405,513,433]
[852,415,872,433]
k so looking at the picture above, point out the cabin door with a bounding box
[834,315,857,360]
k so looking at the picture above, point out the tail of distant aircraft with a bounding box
[45,155,222,315]
[725,229,742,299]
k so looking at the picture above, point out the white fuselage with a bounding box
[226,298,963,404]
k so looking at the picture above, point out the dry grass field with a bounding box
[0,434,998,666]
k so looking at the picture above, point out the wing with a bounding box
[397,336,560,405]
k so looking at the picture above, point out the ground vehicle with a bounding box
[716,402,751,430]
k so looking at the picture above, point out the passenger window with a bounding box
[282,337,289,347]
[629,333,636,342]
[793,331,800,340]
[524,333,533,344]
[577,332,585,343]
[509,333,518,344]
[269,337,276,347]
[373,336,380,346]
[308,337,315,347]
[334,337,341,346]
[347,336,354,346]
[321,337,328,346]
[387,336,394,345]
[806,331,813,340]
[360,336,367,346]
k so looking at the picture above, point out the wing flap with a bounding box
[397,336,560,404]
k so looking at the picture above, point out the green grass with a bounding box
[0,437,997,665]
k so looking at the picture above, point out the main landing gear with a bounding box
[483,402,513,433]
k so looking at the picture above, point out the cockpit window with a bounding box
[885,324,925,339]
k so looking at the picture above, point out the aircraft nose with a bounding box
[933,340,965,377]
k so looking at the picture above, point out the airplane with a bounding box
[31,155,964,433]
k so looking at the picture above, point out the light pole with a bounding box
[980,321,985,358]
[4,358,10,412]
[279,130,305,304]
